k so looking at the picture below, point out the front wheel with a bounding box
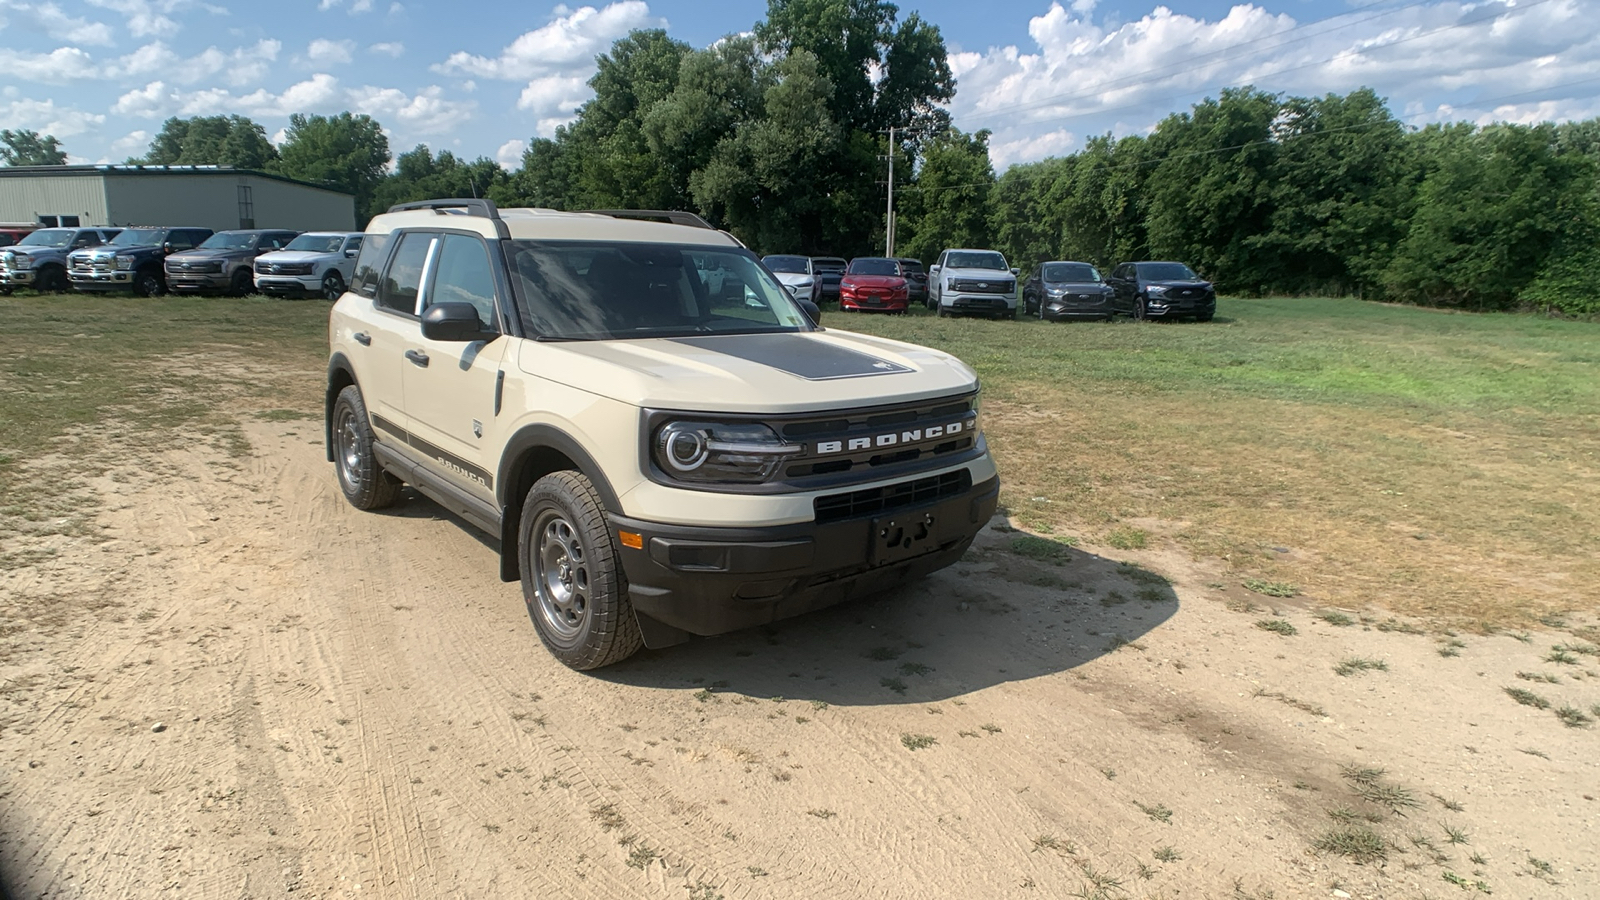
[519,471,643,670]
[331,385,401,510]
[134,269,165,297]
[1196,312,1214,323]
[230,267,253,295]
[321,271,346,301]
[36,266,70,293]
[1132,296,1148,321]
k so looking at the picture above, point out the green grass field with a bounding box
[2,294,1594,625]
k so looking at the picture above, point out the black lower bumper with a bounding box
[611,475,999,641]
[1043,302,1110,320]
[1147,300,1215,319]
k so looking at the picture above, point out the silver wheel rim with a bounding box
[336,410,363,490]
[323,275,342,300]
[535,513,589,640]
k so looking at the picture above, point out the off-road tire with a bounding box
[36,266,69,294]
[322,271,345,301]
[331,385,401,510]
[519,471,643,670]
[230,267,253,295]
[134,268,165,297]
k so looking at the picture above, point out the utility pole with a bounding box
[884,126,895,258]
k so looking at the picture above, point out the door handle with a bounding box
[404,349,430,367]
[353,331,371,346]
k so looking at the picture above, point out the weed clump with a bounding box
[1333,657,1387,677]
[1106,526,1149,550]
[1314,825,1387,863]
[1242,579,1297,598]
[1256,618,1297,636]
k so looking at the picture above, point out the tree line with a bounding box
[3,0,1594,316]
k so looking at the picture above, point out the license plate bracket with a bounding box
[871,511,937,566]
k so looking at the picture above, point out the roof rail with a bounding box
[387,198,502,219]
[581,209,715,230]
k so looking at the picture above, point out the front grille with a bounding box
[952,278,1014,294]
[261,262,312,276]
[778,394,977,481]
[813,469,971,523]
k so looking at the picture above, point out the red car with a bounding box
[839,257,910,313]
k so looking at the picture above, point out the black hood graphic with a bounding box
[670,334,912,381]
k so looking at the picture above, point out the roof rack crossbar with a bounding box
[580,209,714,230]
[387,198,502,219]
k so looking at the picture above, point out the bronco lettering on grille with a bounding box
[814,420,970,455]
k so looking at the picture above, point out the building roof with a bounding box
[0,164,354,197]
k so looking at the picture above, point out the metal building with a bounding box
[0,165,356,232]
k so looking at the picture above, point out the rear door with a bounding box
[399,232,506,503]
[359,230,434,441]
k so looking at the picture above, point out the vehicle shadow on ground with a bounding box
[598,528,1178,707]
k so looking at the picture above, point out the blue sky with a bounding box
[3,0,1596,169]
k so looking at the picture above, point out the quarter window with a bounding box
[350,233,390,298]
[377,232,434,315]
[426,234,499,331]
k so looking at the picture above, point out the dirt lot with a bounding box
[1,349,1597,899]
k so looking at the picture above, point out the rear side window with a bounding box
[426,234,498,331]
[350,233,392,298]
[377,232,434,315]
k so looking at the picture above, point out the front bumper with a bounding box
[1145,296,1216,319]
[69,271,135,290]
[166,272,231,292]
[840,292,908,312]
[0,270,35,286]
[612,472,999,637]
[1042,296,1111,319]
[942,293,1016,315]
[257,275,321,297]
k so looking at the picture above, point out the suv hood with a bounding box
[519,330,979,414]
[1046,281,1111,292]
[771,271,815,287]
[942,267,1011,279]
[1146,279,1212,289]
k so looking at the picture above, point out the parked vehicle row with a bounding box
[1022,260,1215,322]
[0,224,365,299]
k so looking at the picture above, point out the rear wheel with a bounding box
[331,385,401,510]
[519,471,643,670]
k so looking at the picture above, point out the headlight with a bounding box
[9,254,27,270]
[1046,286,1067,296]
[1146,285,1168,296]
[116,256,134,270]
[654,421,802,483]
[795,278,814,287]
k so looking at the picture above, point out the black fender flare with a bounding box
[495,424,624,582]
[324,352,358,462]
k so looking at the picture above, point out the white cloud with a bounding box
[0,97,105,137]
[435,1,661,79]
[368,41,405,58]
[348,83,476,134]
[111,80,170,115]
[496,138,526,169]
[109,129,150,157]
[350,0,372,12]
[307,38,355,65]
[949,0,1600,167]
[516,73,591,134]
[0,47,98,84]
[103,39,281,87]
[85,0,185,39]
[0,1,114,46]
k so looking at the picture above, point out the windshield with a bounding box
[897,259,924,274]
[847,258,901,276]
[17,229,75,248]
[198,232,259,251]
[286,234,346,253]
[109,229,165,247]
[812,257,846,271]
[509,241,812,341]
[1042,263,1101,283]
[763,255,810,274]
[946,251,1008,270]
[1141,262,1198,280]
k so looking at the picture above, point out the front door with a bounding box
[399,233,506,503]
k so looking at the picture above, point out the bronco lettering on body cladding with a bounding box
[814,420,972,456]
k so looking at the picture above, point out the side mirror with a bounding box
[929,265,940,274]
[796,297,821,326]
[420,302,490,342]
[162,242,173,254]
[1010,267,1020,276]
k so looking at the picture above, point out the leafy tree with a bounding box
[139,115,278,169]
[896,128,995,263]
[370,145,508,213]
[0,129,67,166]
[271,112,391,224]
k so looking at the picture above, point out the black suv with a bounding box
[1023,261,1112,321]
[812,256,847,303]
[1107,261,1215,322]
[68,227,214,296]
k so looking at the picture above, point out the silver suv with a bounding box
[325,200,999,669]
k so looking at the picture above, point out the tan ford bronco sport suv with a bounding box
[325,200,999,669]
